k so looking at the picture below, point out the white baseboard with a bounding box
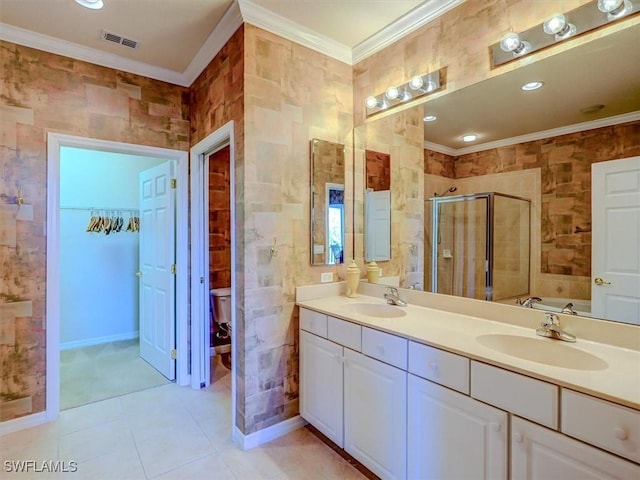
[0,411,48,436]
[233,415,307,450]
[60,331,138,351]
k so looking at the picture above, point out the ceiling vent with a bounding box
[100,29,140,49]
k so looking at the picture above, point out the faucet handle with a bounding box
[543,312,559,327]
[386,286,398,296]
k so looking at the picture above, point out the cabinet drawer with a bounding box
[300,308,327,337]
[362,327,407,370]
[408,342,469,394]
[471,361,558,429]
[328,316,361,351]
[562,389,640,463]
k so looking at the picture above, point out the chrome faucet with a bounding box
[561,302,577,315]
[517,296,542,308]
[536,312,576,342]
[384,287,407,307]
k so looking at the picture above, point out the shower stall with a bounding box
[426,192,531,301]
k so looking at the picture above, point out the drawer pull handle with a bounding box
[490,422,501,433]
[513,432,524,443]
[614,427,628,441]
[377,344,385,355]
[428,360,437,370]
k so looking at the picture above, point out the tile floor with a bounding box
[1,356,365,479]
[60,340,170,410]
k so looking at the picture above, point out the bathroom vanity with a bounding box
[296,283,640,480]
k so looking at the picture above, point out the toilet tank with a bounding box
[210,287,232,324]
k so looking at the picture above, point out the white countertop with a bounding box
[297,294,640,410]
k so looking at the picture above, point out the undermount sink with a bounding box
[476,334,608,371]
[344,302,407,318]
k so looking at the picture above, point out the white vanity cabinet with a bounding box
[344,347,407,480]
[511,416,640,480]
[298,305,640,479]
[299,330,344,447]
[407,373,508,479]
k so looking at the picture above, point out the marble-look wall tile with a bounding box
[242,25,352,434]
[0,41,189,421]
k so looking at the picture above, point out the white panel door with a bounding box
[592,156,640,325]
[344,348,406,480]
[408,374,508,480]
[365,189,391,261]
[139,161,176,380]
[299,331,344,447]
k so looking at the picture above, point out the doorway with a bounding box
[189,121,237,438]
[46,133,189,420]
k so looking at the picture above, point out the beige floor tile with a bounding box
[150,452,237,480]
[58,418,136,464]
[58,396,124,435]
[72,448,146,480]
[133,421,214,478]
[1,422,59,463]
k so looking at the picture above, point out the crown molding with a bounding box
[238,0,352,64]
[352,0,465,64]
[182,1,243,85]
[424,111,640,156]
[0,22,186,86]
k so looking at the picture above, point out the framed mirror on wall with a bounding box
[365,150,391,262]
[310,139,345,266]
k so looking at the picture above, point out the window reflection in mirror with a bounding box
[310,139,345,265]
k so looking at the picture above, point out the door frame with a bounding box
[189,121,236,429]
[46,132,189,421]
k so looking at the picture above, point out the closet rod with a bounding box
[60,206,139,211]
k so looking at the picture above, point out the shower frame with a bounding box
[429,191,531,301]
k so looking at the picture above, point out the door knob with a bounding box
[136,271,143,277]
[594,277,611,286]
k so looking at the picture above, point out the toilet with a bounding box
[210,287,232,369]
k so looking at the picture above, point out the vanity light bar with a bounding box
[491,0,639,67]
[365,70,442,116]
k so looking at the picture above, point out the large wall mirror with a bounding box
[311,139,345,265]
[355,25,640,325]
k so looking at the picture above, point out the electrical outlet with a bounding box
[320,272,333,283]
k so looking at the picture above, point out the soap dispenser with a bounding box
[346,260,360,298]
[366,261,380,283]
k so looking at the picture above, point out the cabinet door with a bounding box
[300,330,344,447]
[511,417,640,480]
[408,374,508,480]
[344,349,407,480]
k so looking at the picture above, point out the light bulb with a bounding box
[597,0,632,19]
[543,14,576,39]
[409,76,424,90]
[365,96,379,109]
[385,86,400,100]
[499,32,530,56]
[423,115,437,122]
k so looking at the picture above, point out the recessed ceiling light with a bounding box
[75,0,104,9]
[462,134,477,142]
[423,115,437,122]
[521,81,544,91]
